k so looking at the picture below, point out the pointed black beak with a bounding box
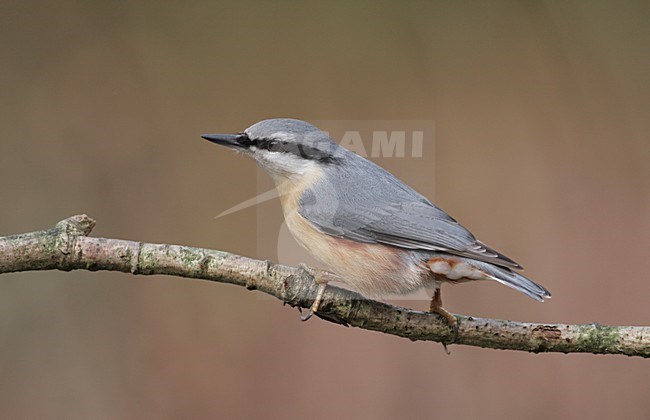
[201,133,246,149]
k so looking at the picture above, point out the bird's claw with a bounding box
[296,265,329,323]
[449,316,460,342]
[300,308,315,322]
[441,316,460,354]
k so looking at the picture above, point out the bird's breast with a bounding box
[283,205,428,296]
[272,168,429,296]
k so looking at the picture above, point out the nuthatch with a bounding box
[202,119,551,339]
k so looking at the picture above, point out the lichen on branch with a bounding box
[0,215,648,358]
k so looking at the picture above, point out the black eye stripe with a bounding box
[235,133,253,147]
[251,137,339,164]
[253,138,280,151]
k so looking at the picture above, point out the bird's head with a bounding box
[202,119,343,182]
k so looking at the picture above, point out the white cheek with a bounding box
[288,155,314,170]
[257,152,317,177]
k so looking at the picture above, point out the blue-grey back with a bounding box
[298,149,522,269]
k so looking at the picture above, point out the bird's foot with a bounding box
[430,307,459,354]
[298,264,335,322]
[429,288,460,353]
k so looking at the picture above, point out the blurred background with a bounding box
[1,1,649,419]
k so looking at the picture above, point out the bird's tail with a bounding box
[471,259,551,302]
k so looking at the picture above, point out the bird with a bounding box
[202,118,551,341]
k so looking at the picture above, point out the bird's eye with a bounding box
[256,139,279,151]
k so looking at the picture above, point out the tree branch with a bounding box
[1,215,648,358]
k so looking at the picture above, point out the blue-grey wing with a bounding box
[298,156,522,269]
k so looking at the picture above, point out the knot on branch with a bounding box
[55,215,96,237]
[54,214,96,268]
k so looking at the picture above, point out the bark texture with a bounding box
[1,215,648,358]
